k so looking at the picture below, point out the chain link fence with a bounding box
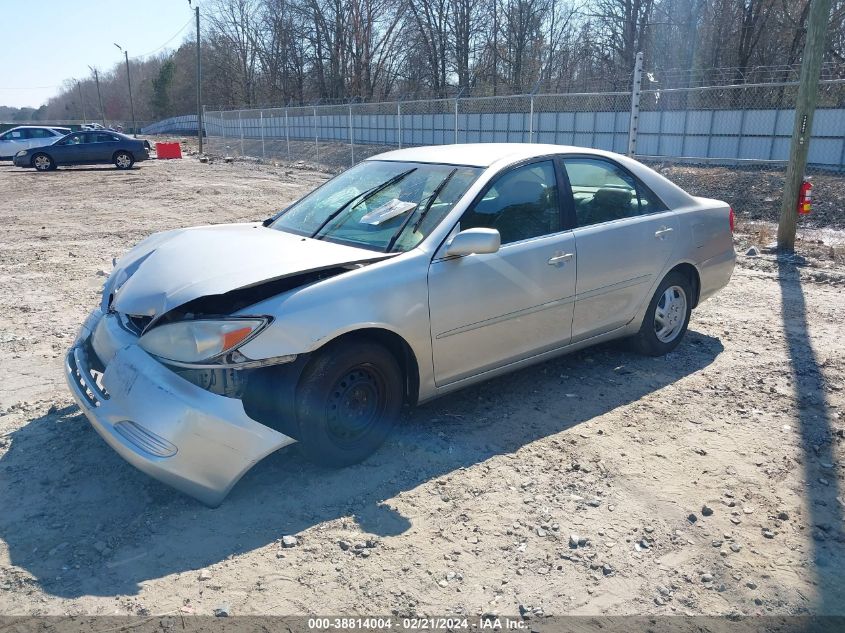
[636,80,845,170]
[199,75,845,174]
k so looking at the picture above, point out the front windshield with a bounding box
[270,160,482,252]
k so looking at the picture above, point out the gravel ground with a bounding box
[0,149,843,618]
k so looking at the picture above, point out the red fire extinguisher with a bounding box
[797,180,812,215]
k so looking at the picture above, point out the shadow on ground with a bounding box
[776,259,845,614]
[6,166,143,174]
[0,332,722,598]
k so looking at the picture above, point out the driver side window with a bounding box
[459,161,560,245]
[60,133,85,146]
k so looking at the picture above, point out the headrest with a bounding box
[593,187,633,207]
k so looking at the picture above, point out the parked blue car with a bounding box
[13,131,150,171]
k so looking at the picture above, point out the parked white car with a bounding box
[0,125,70,159]
[66,144,735,505]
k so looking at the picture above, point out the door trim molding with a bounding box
[435,293,577,340]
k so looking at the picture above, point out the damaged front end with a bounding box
[67,223,392,505]
[66,308,296,507]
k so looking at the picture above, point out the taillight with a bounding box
[729,207,735,233]
[798,180,812,215]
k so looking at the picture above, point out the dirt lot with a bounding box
[0,151,843,619]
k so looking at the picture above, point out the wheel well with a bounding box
[669,263,701,308]
[241,327,420,438]
[326,328,420,405]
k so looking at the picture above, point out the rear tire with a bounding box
[295,340,403,467]
[32,153,54,172]
[114,151,134,170]
[632,271,692,356]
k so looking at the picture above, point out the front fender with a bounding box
[235,250,437,399]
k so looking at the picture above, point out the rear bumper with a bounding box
[698,248,736,304]
[65,310,295,506]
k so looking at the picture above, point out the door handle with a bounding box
[654,227,674,239]
[547,253,574,265]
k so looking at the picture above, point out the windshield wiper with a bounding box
[310,167,417,239]
[383,168,458,253]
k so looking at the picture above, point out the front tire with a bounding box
[32,153,54,172]
[114,151,134,170]
[632,271,692,356]
[295,340,403,467]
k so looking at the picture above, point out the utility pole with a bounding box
[89,66,106,127]
[194,2,203,154]
[627,52,644,157]
[777,0,833,252]
[114,43,137,137]
[76,80,87,123]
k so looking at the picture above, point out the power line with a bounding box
[0,85,62,90]
[130,16,195,60]
[1,17,195,92]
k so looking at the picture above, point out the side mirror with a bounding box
[445,228,501,257]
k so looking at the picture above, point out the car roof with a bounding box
[367,143,630,167]
[368,143,698,209]
[5,125,58,130]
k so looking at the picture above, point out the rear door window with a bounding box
[563,157,668,227]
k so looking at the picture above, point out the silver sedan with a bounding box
[66,144,735,505]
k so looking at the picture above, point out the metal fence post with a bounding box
[397,101,402,149]
[454,98,459,144]
[313,106,319,162]
[627,51,644,157]
[285,108,290,160]
[260,110,265,159]
[529,95,534,143]
[349,104,355,166]
[238,110,244,156]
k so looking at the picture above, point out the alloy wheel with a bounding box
[115,153,132,169]
[654,285,687,343]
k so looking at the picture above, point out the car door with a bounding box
[49,132,86,164]
[77,132,105,162]
[428,159,577,386]
[0,129,29,158]
[27,128,58,151]
[94,132,121,162]
[562,156,679,342]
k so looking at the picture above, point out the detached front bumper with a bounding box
[65,310,295,506]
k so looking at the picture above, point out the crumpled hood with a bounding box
[107,223,389,317]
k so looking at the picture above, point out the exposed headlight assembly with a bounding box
[15,150,26,157]
[138,318,268,364]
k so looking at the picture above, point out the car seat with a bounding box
[581,187,635,225]
[492,179,551,243]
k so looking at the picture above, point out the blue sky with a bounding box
[1,0,198,108]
